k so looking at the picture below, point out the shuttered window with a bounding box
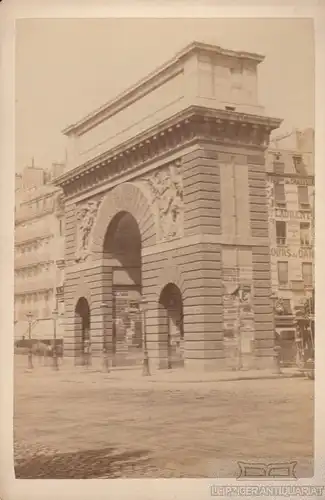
[273,162,285,175]
[274,183,286,206]
[300,222,310,246]
[298,186,310,207]
[276,221,287,245]
[302,262,313,286]
[277,261,289,285]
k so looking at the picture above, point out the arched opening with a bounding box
[159,283,184,369]
[74,297,90,365]
[103,211,142,366]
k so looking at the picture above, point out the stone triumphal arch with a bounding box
[55,42,282,371]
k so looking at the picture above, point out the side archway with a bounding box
[156,262,185,298]
[158,283,184,369]
[74,297,91,365]
[89,182,157,257]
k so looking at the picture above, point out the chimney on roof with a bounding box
[22,160,45,189]
[51,162,65,180]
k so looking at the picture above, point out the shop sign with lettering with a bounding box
[270,246,314,259]
[271,208,312,221]
[269,175,314,186]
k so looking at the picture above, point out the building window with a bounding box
[302,262,313,286]
[276,221,287,245]
[282,298,292,314]
[300,222,310,246]
[43,307,50,318]
[277,261,289,286]
[298,186,310,208]
[59,218,63,236]
[273,162,285,175]
[293,155,306,175]
[274,182,286,207]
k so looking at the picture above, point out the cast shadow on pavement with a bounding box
[14,446,151,479]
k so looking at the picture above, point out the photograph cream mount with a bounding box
[12,17,314,480]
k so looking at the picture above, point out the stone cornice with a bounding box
[15,264,53,273]
[15,234,53,246]
[14,287,53,296]
[62,41,265,137]
[55,106,281,198]
[177,41,265,64]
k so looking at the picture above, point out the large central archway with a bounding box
[74,297,90,365]
[103,211,143,366]
[158,283,184,369]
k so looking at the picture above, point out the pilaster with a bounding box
[183,145,221,237]
[248,157,275,367]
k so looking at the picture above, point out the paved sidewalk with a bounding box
[16,355,304,387]
[74,365,303,383]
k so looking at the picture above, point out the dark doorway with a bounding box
[74,297,90,364]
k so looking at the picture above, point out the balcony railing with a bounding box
[14,251,53,270]
[278,282,290,289]
[14,276,55,295]
[15,205,54,224]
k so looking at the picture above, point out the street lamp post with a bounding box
[52,258,65,370]
[235,294,243,371]
[139,297,150,376]
[270,293,282,374]
[100,302,111,373]
[52,308,59,370]
[26,311,34,370]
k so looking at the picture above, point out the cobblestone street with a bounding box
[14,357,314,479]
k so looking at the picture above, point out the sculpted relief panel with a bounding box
[74,159,183,262]
[75,200,101,262]
[143,159,184,242]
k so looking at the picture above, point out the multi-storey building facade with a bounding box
[266,128,314,315]
[14,163,66,343]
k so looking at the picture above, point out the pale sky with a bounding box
[15,17,314,172]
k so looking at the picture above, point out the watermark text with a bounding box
[210,485,324,497]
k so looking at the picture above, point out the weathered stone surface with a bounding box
[59,68,278,372]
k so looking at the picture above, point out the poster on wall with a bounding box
[222,269,253,338]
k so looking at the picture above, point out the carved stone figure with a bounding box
[75,200,100,261]
[145,160,183,241]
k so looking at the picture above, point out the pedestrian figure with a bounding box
[88,340,92,367]
[36,341,43,365]
[45,343,52,366]
[102,345,110,372]
[84,340,91,368]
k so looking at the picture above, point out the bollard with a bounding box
[142,353,150,376]
[102,349,110,373]
[27,347,33,370]
[273,345,282,374]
